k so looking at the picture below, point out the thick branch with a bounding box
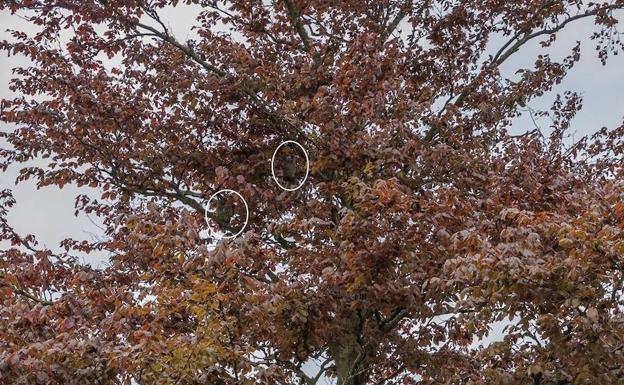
[379,308,409,333]
[282,0,312,51]
[135,22,227,77]
[381,1,412,42]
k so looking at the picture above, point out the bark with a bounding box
[329,332,369,385]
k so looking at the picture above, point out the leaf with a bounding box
[558,238,574,249]
[0,286,13,299]
[363,161,375,177]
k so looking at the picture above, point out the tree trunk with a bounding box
[329,334,368,385]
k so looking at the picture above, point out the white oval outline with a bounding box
[271,140,310,192]
[204,189,249,240]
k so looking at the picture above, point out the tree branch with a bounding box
[492,6,615,66]
[381,1,412,42]
[425,2,623,142]
[282,0,312,52]
[134,21,312,144]
[379,307,410,333]
[135,22,227,77]
[12,287,53,306]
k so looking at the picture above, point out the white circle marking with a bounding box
[271,140,309,192]
[204,189,249,240]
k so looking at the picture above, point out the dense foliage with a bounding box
[2,1,624,384]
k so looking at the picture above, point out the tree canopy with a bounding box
[2,1,624,384]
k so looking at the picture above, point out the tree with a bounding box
[2,0,624,384]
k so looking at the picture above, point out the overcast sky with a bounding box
[1,6,623,271]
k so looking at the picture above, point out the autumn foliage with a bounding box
[2,1,624,384]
